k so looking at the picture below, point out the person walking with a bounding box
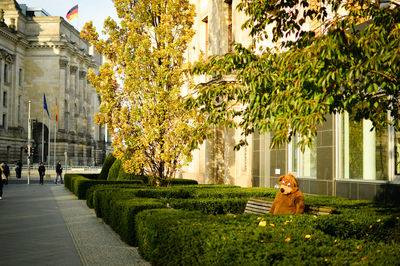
[15,160,22,179]
[1,162,9,185]
[38,162,45,185]
[55,160,63,184]
[0,163,3,199]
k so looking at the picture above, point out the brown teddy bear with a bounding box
[270,173,305,215]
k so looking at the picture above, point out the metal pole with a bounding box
[54,119,56,169]
[48,115,50,166]
[42,105,44,163]
[27,100,31,184]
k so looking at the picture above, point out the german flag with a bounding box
[66,5,78,22]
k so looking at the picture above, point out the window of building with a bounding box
[2,114,5,127]
[4,63,8,83]
[395,118,400,176]
[3,91,6,107]
[202,16,208,58]
[19,68,23,86]
[340,113,388,180]
[290,136,317,178]
[17,95,21,123]
[225,0,233,52]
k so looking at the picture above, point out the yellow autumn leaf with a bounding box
[305,235,311,239]
[258,221,267,227]
[285,237,291,242]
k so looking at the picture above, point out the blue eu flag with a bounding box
[43,93,50,117]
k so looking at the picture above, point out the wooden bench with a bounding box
[304,205,337,215]
[244,198,273,214]
[244,198,337,215]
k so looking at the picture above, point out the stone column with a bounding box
[59,59,68,131]
[0,58,4,125]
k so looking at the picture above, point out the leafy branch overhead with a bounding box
[187,0,400,151]
[81,0,208,183]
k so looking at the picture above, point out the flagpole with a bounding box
[54,99,57,168]
[54,118,57,168]
[42,103,44,163]
[48,115,51,166]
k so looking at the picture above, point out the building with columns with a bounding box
[0,0,109,166]
[182,0,400,202]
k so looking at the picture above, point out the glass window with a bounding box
[19,68,23,86]
[395,131,400,175]
[4,64,8,83]
[341,113,388,180]
[376,130,388,180]
[3,91,6,107]
[291,136,317,178]
[17,96,21,123]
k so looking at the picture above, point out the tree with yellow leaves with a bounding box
[81,0,208,185]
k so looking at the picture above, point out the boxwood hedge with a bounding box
[166,198,248,214]
[99,153,116,180]
[64,174,144,199]
[66,178,400,265]
[91,188,165,246]
[136,209,400,266]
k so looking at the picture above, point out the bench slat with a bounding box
[244,198,273,214]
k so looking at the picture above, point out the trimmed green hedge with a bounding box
[70,180,400,265]
[167,198,248,214]
[64,174,144,199]
[80,174,100,180]
[86,185,144,208]
[92,189,165,246]
[134,186,277,200]
[99,153,116,180]
[169,178,198,185]
[108,159,150,184]
[107,159,121,181]
[136,209,400,266]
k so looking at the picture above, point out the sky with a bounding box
[18,0,118,36]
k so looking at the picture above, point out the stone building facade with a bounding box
[0,0,108,166]
[182,0,400,202]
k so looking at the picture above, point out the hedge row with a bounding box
[134,186,277,200]
[67,177,400,265]
[99,153,116,179]
[64,174,144,199]
[136,209,400,265]
[166,198,248,214]
[91,188,165,246]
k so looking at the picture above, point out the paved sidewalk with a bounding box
[0,183,149,266]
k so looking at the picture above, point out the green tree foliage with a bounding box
[81,0,208,184]
[187,0,400,150]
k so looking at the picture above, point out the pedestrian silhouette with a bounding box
[55,161,63,184]
[38,162,45,185]
[15,160,22,178]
